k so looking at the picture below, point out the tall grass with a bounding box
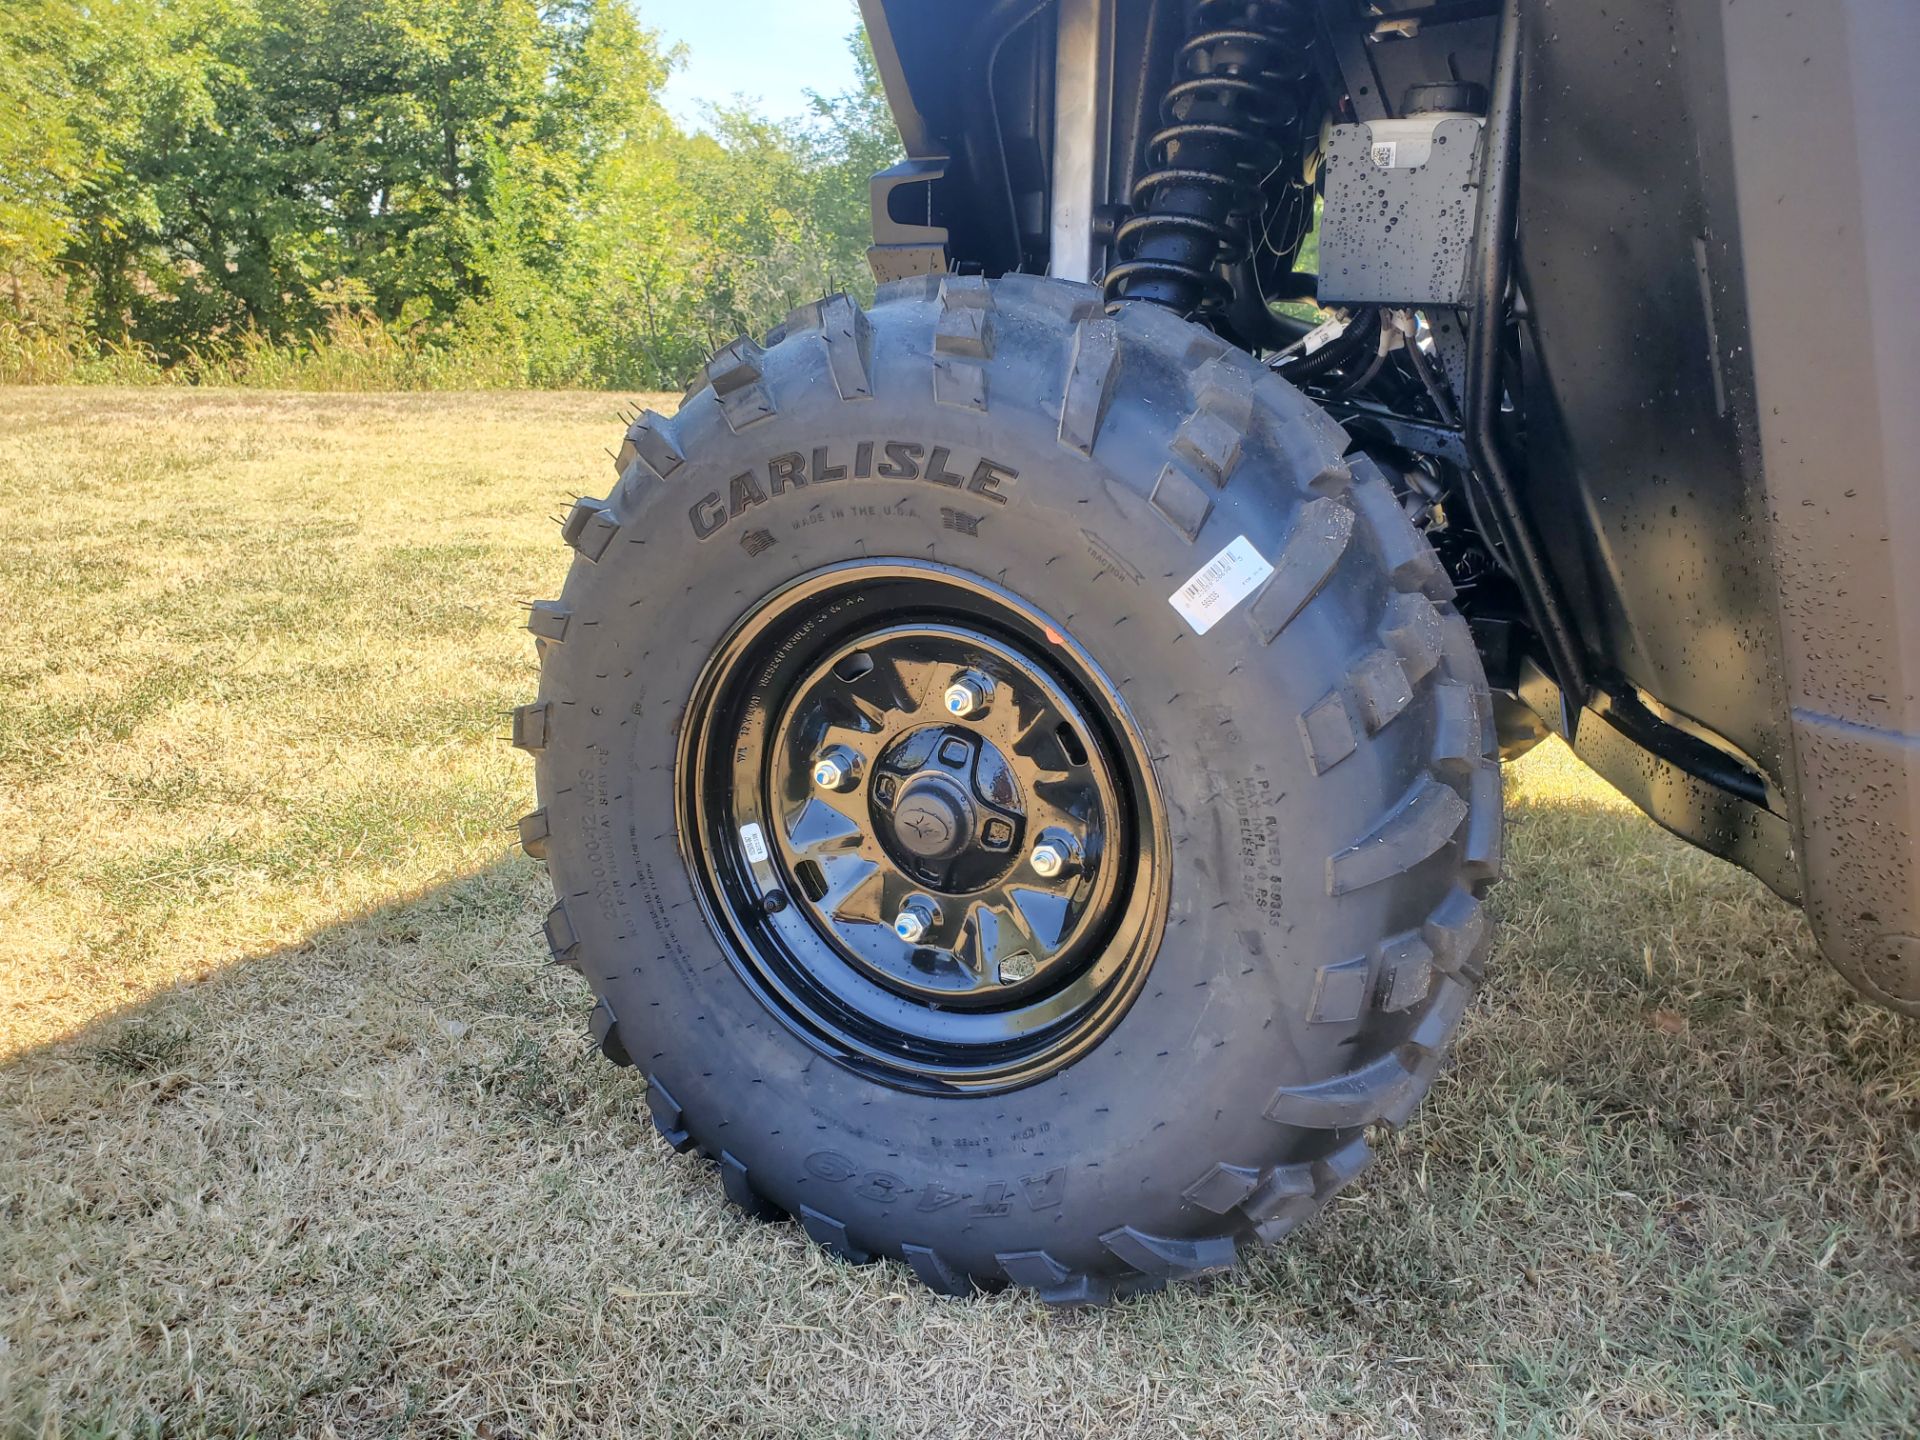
[1,307,538,391]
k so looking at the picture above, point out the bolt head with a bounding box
[892,905,931,944]
[942,672,994,718]
[999,951,1038,984]
[812,758,846,790]
[1029,843,1067,879]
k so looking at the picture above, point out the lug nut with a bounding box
[811,746,860,792]
[999,951,1037,984]
[943,672,994,719]
[893,900,936,945]
[1029,828,1081,879]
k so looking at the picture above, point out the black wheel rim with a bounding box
[678,561,1170,1093]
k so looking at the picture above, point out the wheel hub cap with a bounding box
[890,778,967,858]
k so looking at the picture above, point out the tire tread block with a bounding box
[1034,1274,1114,1307]
[994,271,1101,319]
[511,702,551,754]
[1249,496,1356,644]
[938,274,996,312]
[543,901,578,966]
[1239,1162,1313,1224]
[933,358,988,412]
[1264,1051,1419,1130]
[1191,355,1257,429]
[1149,462,1213,542]
[616,410,685,482]
[1328,776,1469,895]
[1100,1225,1237,1279]
[704,336,778,430]
[1349,465,1450,597]
[934,306,994,359]
[1376,931,1435,1013]
[1405,974,1474,1058]
[1349,648,1415,734]
[705,335,766,394]
[562,499,619,562]
[901,1243,974,1297]
[1431,682,1487,774]
[1306,459,1354,498]
[1424,886,1490,979]
[1058,317,1121,455]
[1462,766,1504,883]
[645,1075,696,1152]
[1170,409,1243,487]
[996,1248,1072,1290]
[1299,692,1359,775]
[1245,1140,1371,1243]
[1181,1162,1261,1214]
[1307,954,1370,1024]
[1380,591,1446,682]
[800,1206,873,1264]
[589,1001,632,1067]
[789,293,875,400]
[526,600,571,644]
[720,1150,784,1220]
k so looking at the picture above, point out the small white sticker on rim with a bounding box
[1370,139,1400,169]
[1169,535,1275,636]
[739,822,770,864]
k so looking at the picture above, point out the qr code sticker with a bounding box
[1371,140,1399,169]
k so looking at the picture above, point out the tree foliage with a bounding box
[1,0,901,387]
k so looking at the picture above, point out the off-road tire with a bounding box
[516,274,1501,1303]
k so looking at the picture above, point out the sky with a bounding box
[645,0,869,129]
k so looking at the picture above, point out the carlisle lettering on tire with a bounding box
[686,444,1018,540]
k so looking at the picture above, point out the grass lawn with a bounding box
[2,387,1917,1438]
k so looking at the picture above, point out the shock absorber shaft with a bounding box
[1104,0,1315,316]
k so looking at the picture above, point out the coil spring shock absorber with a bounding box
[1103,0,1315,317]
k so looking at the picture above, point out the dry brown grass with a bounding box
[2,387,1917,1438]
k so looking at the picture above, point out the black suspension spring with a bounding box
[1103,0,1316,317]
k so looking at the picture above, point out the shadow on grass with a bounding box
[4,793,1918,1437]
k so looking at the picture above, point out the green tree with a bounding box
[3,0,905,388]
[0,0,86,270]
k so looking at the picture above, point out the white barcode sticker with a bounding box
[1371,139,1400,169]
[1169,535,1274,636]
[739,822,770,863]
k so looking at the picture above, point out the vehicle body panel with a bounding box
[1721,0,1920,1005]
